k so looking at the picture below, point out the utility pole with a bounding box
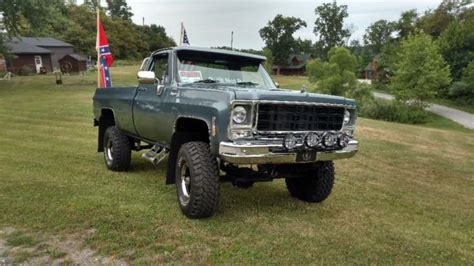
[142,17,145,26]
[231,31,234,50]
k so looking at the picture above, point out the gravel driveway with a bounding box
[373,92,474,130]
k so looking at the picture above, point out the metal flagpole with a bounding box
[231,31,234,50]
[96,9,100,88]
[179,22,183,46]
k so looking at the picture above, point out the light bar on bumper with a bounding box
[219,139,358,165]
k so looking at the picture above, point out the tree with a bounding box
[295,38,314,55]
[313,1,351,58]
[395,9,418,39]
[106,0,133,21]
[438,9,474,81]
[417,0,470,38]
[363,19,395,54]
[262,48,274,73]
[391,32,451,105]
[306,47,357,96]
[259,14,307,74]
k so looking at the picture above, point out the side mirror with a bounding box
[137,71,155,84]
[274,81,280,88]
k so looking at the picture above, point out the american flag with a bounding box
[96,14,113,88]
[180,23,190,46]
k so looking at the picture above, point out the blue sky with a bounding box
[91,0,443,49]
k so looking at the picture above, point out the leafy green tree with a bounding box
[313,1,351,58]
[417,0,470,38]
[363,19,395,54]
[438,9,474,81]
[106,0,133,21]
[306,47,357,96]
[391,32,451,105]
[395,9,418,39]
[259,14,307,74]
[294,38,314,55]
[262,48,274,73]
[448,60,474,101]
[140,24,176,55]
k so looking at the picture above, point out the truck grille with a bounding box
[257,104,345,132]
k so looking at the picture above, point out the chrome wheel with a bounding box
[105,137,114,163]
[178,158,191,206]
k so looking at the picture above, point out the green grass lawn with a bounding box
[0,67,473,264]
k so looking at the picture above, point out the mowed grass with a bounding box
[0,66,473,264]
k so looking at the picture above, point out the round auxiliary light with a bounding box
[283,134,298,150]
[305,132,322,148]
[232,106,247,124]
[343,109,351,125]
[338,133,350,148]
[323,132,338,147]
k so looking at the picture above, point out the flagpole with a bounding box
[180,22,183,46]
[96,9,100,88]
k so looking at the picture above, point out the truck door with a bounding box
[133,52,170,142]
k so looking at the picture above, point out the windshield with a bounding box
[176,50,276,89]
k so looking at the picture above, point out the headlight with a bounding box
[283,134,299,150]
[323,132,338,147]
[338,133,350,148]
[232,106,247,124]
[343,109,351,125]
[305,132,322,148]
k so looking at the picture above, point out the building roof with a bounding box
[273,53,312,70]
[19,37,73,47]
[5,39,52,54]
[60,53,87,61]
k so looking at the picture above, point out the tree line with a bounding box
[259,0,473,112]
[0,0,176,60]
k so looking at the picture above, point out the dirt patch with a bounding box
[0,227,128,265]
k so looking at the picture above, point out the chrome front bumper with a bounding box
[219,140,358,165]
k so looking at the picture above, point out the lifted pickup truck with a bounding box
[93,46,358,218]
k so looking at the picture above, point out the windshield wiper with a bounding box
[194,79,219,84]
[236,81,259,86]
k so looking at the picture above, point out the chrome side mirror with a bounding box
[137,71,155,84]
[274,81,280,88]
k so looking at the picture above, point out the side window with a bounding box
[152,54,169,84]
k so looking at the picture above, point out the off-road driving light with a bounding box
[338,133,350,148]
[343,109,351,125]
[305,132,322,148]
[283,134,298,150]
[323,132,338,147]
[232,106,247,124]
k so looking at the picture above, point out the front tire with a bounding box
[103,126,131,171]
[175,142,219,219]
[285,161,335,202]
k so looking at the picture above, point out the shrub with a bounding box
[359,99,429,124]
[449,82,474,102]
[18,65,34,76]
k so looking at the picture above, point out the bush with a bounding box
[359,99,429,124]
[449,82,474,103]
[18,66,34,76]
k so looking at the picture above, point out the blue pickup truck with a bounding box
[93,46,358,218]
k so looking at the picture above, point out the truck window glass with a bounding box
[176,51,276,89]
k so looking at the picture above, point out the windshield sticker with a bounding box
[179,71,202,83]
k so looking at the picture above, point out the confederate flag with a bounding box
[96,15,113,88]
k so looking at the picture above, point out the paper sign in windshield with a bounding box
[179,71,202,83]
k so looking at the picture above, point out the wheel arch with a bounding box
[166,116,211,185]
[96,108,117,152]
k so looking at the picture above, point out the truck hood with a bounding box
[233,88,355,106]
